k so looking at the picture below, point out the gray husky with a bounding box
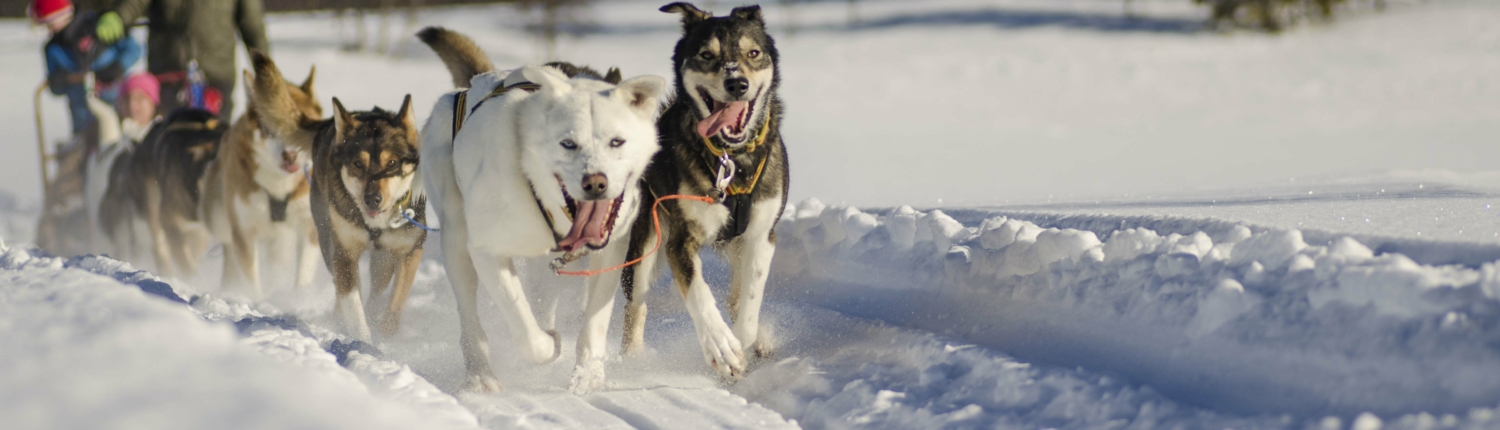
[619,2,790,381]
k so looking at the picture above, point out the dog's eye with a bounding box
[609,138,625,148]
[560,139,578,150]
[353,160,365,170]
[386,159,397,168]
[698,51,715,61]
[747,50,761,59]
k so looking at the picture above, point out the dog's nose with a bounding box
[364,192,383,211]
[581,173,609,200]
[724,78,749,98]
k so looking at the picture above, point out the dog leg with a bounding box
[367,246,399,321]
[143,185,176,277]
[330,243,373,342]
[667,232,745,380]
[222,225,262,298]
[570,240,631,394]
[161,216,195,280]
[729,203,780,361]
[294,227,320,289]
[620,229,662,356]
[378,247,421,338]
[441,214,503,393]
[473,249,560,365]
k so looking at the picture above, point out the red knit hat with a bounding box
[121,73,161,105]
[30,0,73,24]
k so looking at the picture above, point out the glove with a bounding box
[96,12,125,43]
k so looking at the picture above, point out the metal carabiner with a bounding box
[714,153,736,201]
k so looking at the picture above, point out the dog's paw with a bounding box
[697,323,745,381]
[459,373,503,394]
[750,323,778,361]
[568,359,607,395]
[621,338,648,357]
[375,315,401,339]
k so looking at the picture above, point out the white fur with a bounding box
[81,96,156,259]
[421,65,665,394]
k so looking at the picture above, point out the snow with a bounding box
[4,0,1500,428]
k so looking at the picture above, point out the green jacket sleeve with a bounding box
[236,0,270,53]
[112,0,152,28]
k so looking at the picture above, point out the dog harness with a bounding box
[701,116,774,239]
[447,81,572,245]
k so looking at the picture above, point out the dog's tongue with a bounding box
[557,199,614,251]
[280,151,300,173]
[696,101,748,138]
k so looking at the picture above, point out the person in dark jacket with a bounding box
[35,0,143,134]
[95,0,269,119]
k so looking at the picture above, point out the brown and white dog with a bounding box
[199,60,323,298]
[248,52,427,342]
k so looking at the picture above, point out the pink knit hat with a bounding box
[120,73,161,105]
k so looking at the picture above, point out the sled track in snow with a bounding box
[772,199,1500,422]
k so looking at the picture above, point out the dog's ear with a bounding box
[660,2,711,28]
[396,94,416,130]
[397,94,420,147]
[331,97,358,144]
[730,5,763,24]
[242,69,256,104]
[614,75,666,120]
[518,65,571,94]
[604,67,623,85]
[300,65,317,100]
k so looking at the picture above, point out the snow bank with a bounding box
[769,199,1500,425]
[0,245,477,430]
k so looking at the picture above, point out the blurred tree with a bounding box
[517,0,593,61]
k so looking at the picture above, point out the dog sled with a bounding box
[33,81,94,256]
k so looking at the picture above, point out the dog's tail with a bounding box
[248,51,319,152]
[417,27,495,89]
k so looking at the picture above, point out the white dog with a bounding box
[418,28,665,394]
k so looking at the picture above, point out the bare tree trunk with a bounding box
[847,0,859,26]
[390,0,424,57]
[354,7,368,51]
[781,0,798,37]
[543,1,560,61]
[377,0,394,53]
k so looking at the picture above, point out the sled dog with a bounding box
[199,61,323,298]
[129,108,227,279]
[248,52,426,342]
[618,3,791,381]
[416,27,665,393]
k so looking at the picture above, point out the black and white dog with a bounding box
[619,2,790,381]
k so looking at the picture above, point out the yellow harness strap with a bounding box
[451,91,467,138]
[702,116,774,196]
[450,81,539,138]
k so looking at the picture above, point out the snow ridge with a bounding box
[771,198,1500,426]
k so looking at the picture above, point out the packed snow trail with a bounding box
[8,193,1500,429]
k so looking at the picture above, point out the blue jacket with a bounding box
[44,11,142,95]
[43,11,141,133]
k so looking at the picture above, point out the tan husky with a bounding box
[200,61,323,298]
[248,52,427,341]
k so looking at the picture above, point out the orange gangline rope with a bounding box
[555,194,715,277]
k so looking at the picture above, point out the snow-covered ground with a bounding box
[3,0,1500,428]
